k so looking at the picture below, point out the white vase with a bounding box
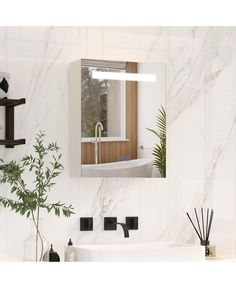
[23,219,49,262]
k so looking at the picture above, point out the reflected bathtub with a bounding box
[81,158,153,177]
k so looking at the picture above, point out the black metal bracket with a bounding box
[0,98,26,148]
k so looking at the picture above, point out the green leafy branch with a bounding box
[0,131,75,261]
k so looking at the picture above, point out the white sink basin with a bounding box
[75,242,205,261]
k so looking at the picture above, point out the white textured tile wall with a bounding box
[0,26,235,260]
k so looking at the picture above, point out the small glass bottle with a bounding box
[23,219,49,262]
[64,238,76,262]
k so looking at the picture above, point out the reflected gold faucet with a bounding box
[94,121,104,164]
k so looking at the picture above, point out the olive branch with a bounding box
[0,131,74,261]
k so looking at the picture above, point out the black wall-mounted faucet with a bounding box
[116,222,129,238]
[104,217,129,238]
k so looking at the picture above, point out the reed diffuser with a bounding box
[186,208,214,257]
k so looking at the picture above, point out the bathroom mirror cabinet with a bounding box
[69,58,166,178]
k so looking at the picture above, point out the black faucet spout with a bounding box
[116,222,129,238]
[104,217,130,238]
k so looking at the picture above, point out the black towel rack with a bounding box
[0,98,25,148]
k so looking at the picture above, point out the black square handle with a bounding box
[126,216,138,230]
[104,217,117,230]
[80,217,93,231]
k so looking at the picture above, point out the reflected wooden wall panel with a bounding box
[126,62,137,160]
[81,141,132,164]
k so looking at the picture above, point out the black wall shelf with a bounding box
[0,98,26,148]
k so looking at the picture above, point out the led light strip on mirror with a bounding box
[91,70,156,82]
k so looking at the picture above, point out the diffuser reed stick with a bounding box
[206,209,214,241]
[194,208,203,240]
[201,208,205,242]
[186,212,202,241]
[206,208,209,241]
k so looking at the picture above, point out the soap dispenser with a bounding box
[64,238,76,262]
[49,244,60,262]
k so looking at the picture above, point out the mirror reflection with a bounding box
[80,59,166,178]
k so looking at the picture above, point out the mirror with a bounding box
[69,59,166,178]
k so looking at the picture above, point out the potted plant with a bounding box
[146,105,166,177]
[0,131,74,261]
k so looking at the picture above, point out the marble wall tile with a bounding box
[167,27,236,251]
[0,26,236,260]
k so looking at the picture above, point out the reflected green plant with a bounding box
[146,105,166,177]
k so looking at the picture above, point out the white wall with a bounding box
[0,27,235,260]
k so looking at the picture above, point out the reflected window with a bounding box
[81,60,126,140]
